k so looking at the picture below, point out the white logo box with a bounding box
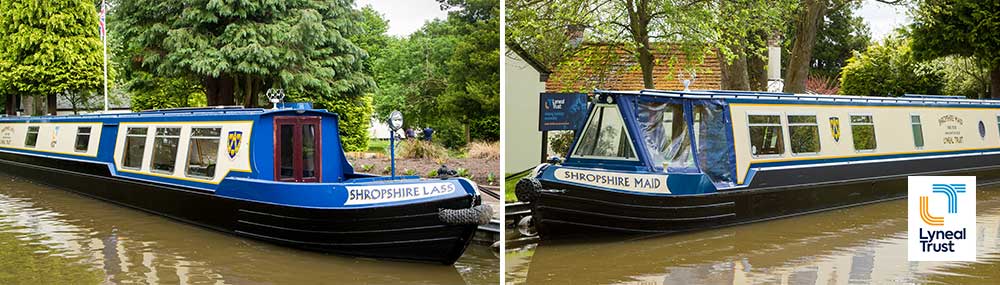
[908,176,976,261]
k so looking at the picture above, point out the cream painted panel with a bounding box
[114,121,253,185]
[730,104,1000,185]
[0,123,102,157]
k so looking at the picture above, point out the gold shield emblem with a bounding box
[829,117,840,142]
[227,131,242,159]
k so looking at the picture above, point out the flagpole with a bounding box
[101,1,108,112]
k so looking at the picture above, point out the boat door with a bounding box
[274,117,322,182]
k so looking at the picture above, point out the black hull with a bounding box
[0,152,478,264]
[533,154,1000,240]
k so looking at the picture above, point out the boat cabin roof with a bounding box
[0,103,332,123]
[596,89,1000,108]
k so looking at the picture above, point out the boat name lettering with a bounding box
[0,126,12,145]
[940,115,964,144]
[554,168,670,194]
[344,183,455,205]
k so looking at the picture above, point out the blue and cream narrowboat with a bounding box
[516,89,1000,239]
[0,103,491,264]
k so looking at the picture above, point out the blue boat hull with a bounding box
[528,153,1000,239]
[0,152,478,264]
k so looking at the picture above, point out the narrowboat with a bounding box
[0,103,491,264]
[516,89,1000,239]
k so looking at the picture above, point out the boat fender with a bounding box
[515,177,542,202]
[439,204,493,225]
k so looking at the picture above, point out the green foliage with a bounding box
[403,169,417,176]
[427,169,439,177]
[487,172,496,185]
[456,167,470,178]
[937,56,991,99]
[810,3,871,78]
[316,95,372,152]
[839,36,943,97]
[372,1,498,148]
[360,164,374,172]
[548,131,575,158]
[0,0,104,114]
[911,0,1000,69]
[127,74,206,111]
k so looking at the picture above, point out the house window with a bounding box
[275,117,322,182]
[186,127,221,179]
[851,115,877,151]
[912,115,924,148]
[788,115,820,154]
[24,126,39,147]
[75,127,91,152]
[123,127,147,169]
[748,115,784,156]
[573,105,637,160]
[151,127,181,173]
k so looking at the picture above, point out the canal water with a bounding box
[507,186,1000,284]
[0,172,499,284]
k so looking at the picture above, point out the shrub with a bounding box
[840,36,944,97]
[467,141,500,160]
[398,140,448,159]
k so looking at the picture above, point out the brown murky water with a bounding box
[0,172,498,284]
[507,187,1000,284]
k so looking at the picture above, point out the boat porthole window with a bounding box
[788,115,820,154]
[75,127,91,152]
[151,127,182,174]
[979,121,986,139]
[850,115,877,151]
[747,114,784,156]
[24,126,39,148]
[123,127,148,169]
[911,115,924,148]
[186,127,221,179]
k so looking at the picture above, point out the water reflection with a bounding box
[508,188,1000,284]
[0,173,498,284]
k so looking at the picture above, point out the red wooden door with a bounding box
[274,117,322,182]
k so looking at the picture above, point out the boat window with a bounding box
[912,115,924,148]
[788,115,820,154]
[75,127,91,152]
[996,115,1000,139]
[638,102,683,166]
[573,105,637,160]
[748,115,784,156]
[851,115,877,151]
[24,126,39,147]
[186,127,221,179]
[274,117,322,182]
[694,104,734,186]
[123,127,147,169]
[302,124,317,178]
[279,125,295,179]
[151,127,181,173]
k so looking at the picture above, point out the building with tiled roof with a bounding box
[545,43,722,93]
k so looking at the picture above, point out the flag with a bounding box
[98,1,106,40]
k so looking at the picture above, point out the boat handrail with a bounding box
[612,89,1000,106]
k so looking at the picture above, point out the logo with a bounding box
[0,126,13,145]
[829,117,840,142]
[227,131,242,159]
[50,126,60,148]
[909,176,976,261]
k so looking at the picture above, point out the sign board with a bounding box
[539,93,588,131]
[344,182,456,205]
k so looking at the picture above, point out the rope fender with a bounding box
[514,177,542,203]
[439,204,493,225]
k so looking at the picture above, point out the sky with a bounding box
[856,0,912,41]
[355,0,449,37]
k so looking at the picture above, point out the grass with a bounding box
[505,171,529,202]
[467,141,500,160]
[367,139,390,154]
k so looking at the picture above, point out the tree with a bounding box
[810,3,870,78]
[910,0,1000,98]
[839,36,943,97]
[783,0,899,93]
[114,0,375,151]
[438,0,500,143]
[0,0,104,115]
[114,0,373,106]
[508,0,794,90]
